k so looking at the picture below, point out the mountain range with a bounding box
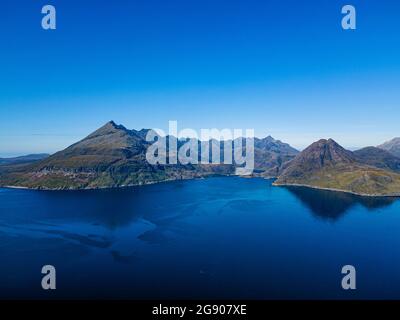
[1,121,400,197]
[0,121,298,190]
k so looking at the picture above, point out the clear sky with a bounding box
[1,0,400,156]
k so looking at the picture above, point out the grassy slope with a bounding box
[274,164,400,196]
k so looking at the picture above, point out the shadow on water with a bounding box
[285,186,399,221]
[0,187,154,229]
[0,181,205,230]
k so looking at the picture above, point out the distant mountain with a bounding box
[0,121,297,190]
[0,154,49,166]
[254,136,298,155]
[354,146,400,173]
[253,136,299,176]
[378,138,400,158]
[274,139,400,196]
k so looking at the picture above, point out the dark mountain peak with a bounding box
[310,138,345,152]
[34,121,148,171]
[264,135,274,141]
[275,138,400,196]
[254,135,299,156]
[102,120,127,131]
[292,138,355,169]
[263,135,285,145]
[312,138,336,146]
[311,138,328,145]
[85,121,129,140]
[309,138,341,149]
[257,135,275,143]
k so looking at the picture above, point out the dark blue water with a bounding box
[1,177,400,299]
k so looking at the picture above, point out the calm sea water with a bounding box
[1,177,400,299]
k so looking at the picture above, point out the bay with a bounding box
[0,177,399,299]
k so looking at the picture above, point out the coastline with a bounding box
[273,182,400,198]
[0,174,241,192]
[4,177,400,198]
[2,179,192,191]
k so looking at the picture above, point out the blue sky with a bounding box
[1,0,400,156]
